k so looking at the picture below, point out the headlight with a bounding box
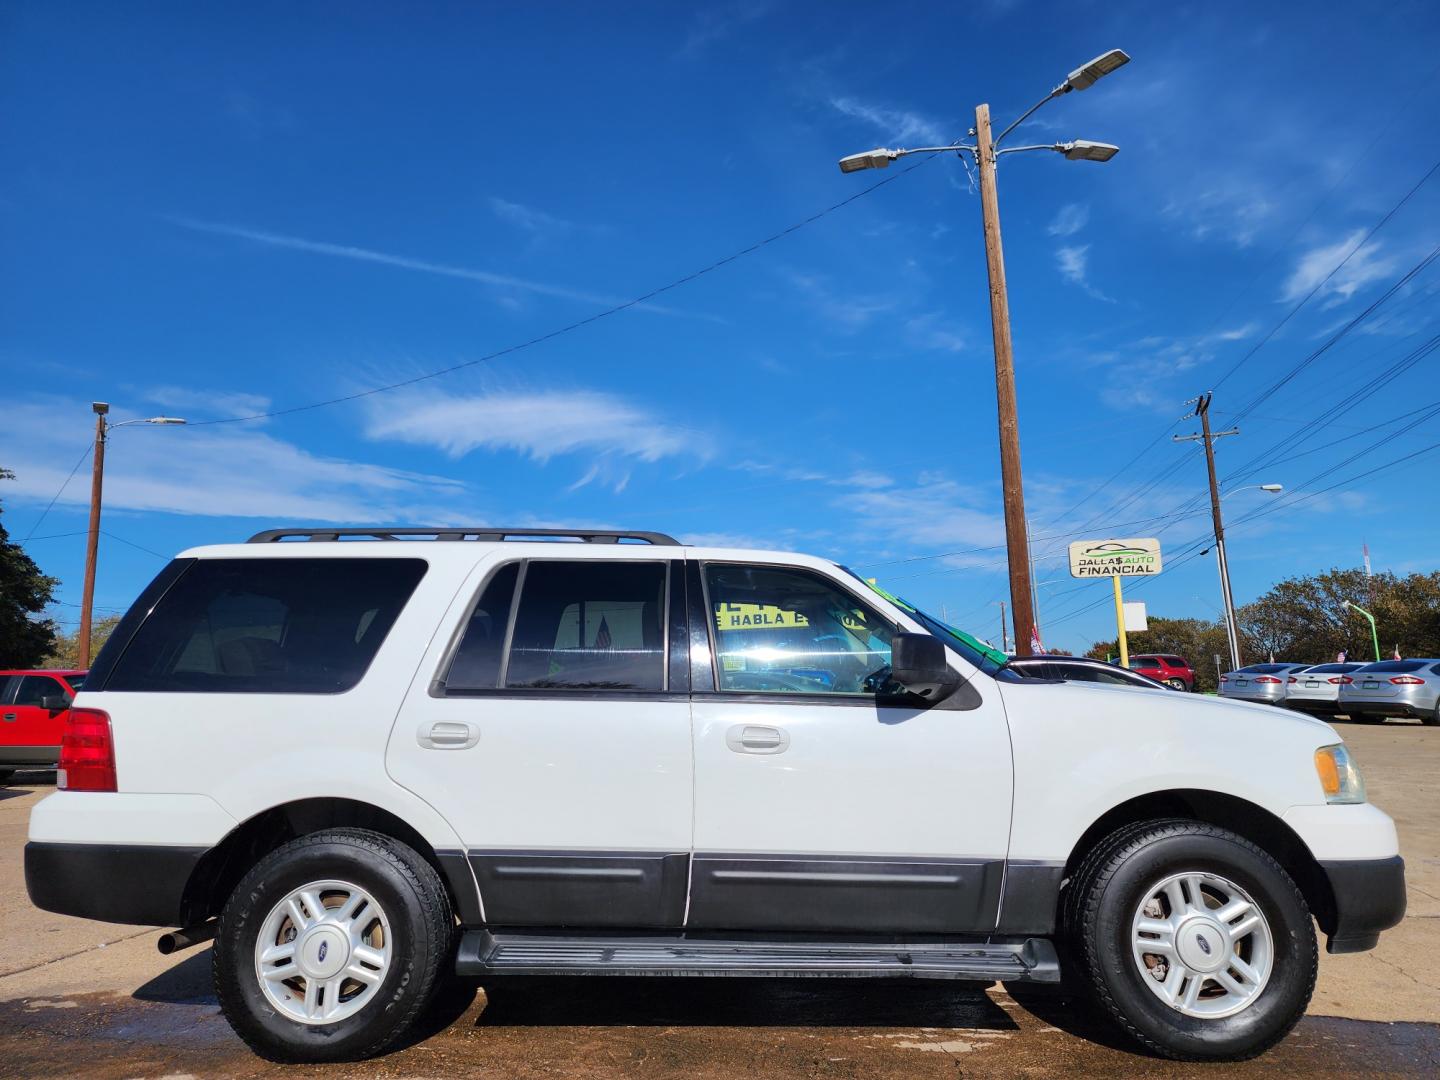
[1314,744,1367,804]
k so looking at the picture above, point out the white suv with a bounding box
[25,528,1405,1063]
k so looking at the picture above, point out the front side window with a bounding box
[503,561,667,691]
[705,564,894,696]
[105,558,427,694]
[14,675,65,707]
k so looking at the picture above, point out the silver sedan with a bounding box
[1337,659,1440,725]
[1219,662,1311,705]
[1283,662,1365,717]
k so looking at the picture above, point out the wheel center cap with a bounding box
[299,927,349,980]
[1176,917,1227,972]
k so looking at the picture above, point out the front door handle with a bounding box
[726,724,790,755]
[1,712,15,722]
[416,720,481,750]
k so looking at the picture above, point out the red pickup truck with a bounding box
[0,669,87,782]
[1126,654,1196,692]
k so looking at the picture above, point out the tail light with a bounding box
[1327,677,1347,684]
[1287,677,1297,684]
[1219,675,1229,683]
[1255,676,1281,684]
[1390,676,1424,685]
[58,708,116,792]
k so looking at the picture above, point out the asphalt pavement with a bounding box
[1,720,1436,1078]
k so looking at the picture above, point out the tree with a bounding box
[1084,616,1231,693]
[44,614,122,668]
[0,467,60,667]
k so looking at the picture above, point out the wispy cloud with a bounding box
[676,1,772,59]
[827,96,952,146]
[0,396,467,523]
[167,216,698,317]
[903,312,966,353]
[488,196,601,241]
[142,385,272,421]
[1047,203,1089,238]
[1162,179,1274,249]
[1281,231,1397,306]
[361,386,712,490]
[782,269,898,330]
[1055,244,1113,302]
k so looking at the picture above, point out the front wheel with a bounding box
[214,828,454,1063]
[1068,820,1316,1061]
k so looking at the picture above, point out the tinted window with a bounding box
[0,676,16,705]
[445,563,520,691]
[65,674,87,691]
[1240,664,1293,674]
[14,675,64,707]
[1361,660,1427,674]
[105,558,427,694]
[706,564,894,696]
[503,561,667,691]
[1306,663,1362,674]
[1162,656,1186,667]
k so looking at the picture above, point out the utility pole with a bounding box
[837,51,1128,659]
[975,104,1038,655]
[77,402,110,668]
[75,405,188,667]
[1175,394,1241,670]
[999,600,1009,653]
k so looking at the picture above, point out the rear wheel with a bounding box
[1068,820,1316,1061]
[214,828,453,1063]
[1167,678,1187,692]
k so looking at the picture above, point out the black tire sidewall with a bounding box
[1085,829,1315,1060]
[215,835,444,1062]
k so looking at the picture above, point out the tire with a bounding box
[1167,679,1186,692]
[1423,707,1440,727]
[214,828,454,1063]
[1067,819,1316,1061]
[0,770,14,784]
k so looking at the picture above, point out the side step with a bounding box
[456,931,1060,982]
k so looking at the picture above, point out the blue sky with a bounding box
[3,0,1439,655]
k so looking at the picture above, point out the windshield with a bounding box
[840,568,1008,675]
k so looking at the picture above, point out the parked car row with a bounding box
[1221,659,1440,726]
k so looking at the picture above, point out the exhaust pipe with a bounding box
[157,920,217,955]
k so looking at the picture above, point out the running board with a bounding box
[456,931,1060,982]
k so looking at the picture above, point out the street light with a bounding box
[1197,481,1285,670]
[77,403,188,665]
[837,49,1129,655]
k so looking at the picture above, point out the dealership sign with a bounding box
[1068,537,1163,578]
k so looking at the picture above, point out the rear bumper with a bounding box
[25,841,205,926]
[1285,699,1340,715]
[1341,699,1432,719]
[1320,855,1407,953]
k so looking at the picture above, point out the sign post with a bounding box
[1069,538,1164,669]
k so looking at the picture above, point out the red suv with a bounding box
[1126,654,1195,692]
[0,669,86,782]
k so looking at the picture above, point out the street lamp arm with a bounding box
[995,143,1065,156]
[993,87,1065,148]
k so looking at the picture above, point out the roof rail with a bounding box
[246,527,681,545]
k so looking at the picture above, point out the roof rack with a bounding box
[246,527,680,545]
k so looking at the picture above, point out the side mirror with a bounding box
[40,694,71,712]
[889,633,962,702]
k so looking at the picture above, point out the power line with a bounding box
[185,155,941,427]
[21,441,93,541]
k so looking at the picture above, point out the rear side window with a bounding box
[502,561,667,691]
[444,563,521,691]
[105,558,427,694]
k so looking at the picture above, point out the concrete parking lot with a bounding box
[1,720,1436,1079]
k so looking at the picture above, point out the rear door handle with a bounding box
[416,721,481,750]
[726,724,790,755]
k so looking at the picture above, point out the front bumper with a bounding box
[1319,855,1407,953]
[25,841,206,926]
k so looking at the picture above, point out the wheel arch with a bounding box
[1057,788,1337,937]
[178,797,480,926]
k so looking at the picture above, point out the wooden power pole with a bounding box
[1175,394,1241,670]
[77,402,109,668]
[974,103,1038,655]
